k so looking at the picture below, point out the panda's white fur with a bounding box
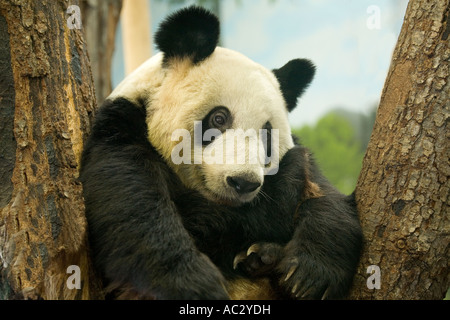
[110,47,294,205]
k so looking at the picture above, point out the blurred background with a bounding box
[85,0,410,195]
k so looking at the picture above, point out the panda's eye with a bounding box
[212,112,227,127]
[206,107,231,129]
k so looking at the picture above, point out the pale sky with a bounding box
[112,0,409,128]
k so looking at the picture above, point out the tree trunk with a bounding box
[121,0,151,76]
[350,0,449,299]
[0,0,102,299]
[79,0,122,103]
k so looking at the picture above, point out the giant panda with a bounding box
[79,6,363,300]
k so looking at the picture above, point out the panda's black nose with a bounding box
[226,176,261,194]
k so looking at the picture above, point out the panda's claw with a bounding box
[246,243,260,256]
[233,251,247,270]
[284,264,297,282]
[321,287,330,300]
[291,283,298,295]
[299,287,313,299]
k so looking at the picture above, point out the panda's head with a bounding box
[111,6,315,206]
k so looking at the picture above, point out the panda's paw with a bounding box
[277,249,342,300]
[233,242,283,277]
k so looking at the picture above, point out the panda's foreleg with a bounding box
[234,195,362,300]
[80,99,229,300]
[231,145,362,299]
[269,144,363,299]
[276,193,363,299]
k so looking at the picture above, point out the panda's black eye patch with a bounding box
[262,121,272,164]
[201,106,231,146]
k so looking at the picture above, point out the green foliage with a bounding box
[292,113,366,195]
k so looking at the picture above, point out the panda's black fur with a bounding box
[79,6,362,300]
[155,6,219,65]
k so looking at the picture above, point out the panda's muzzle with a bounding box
[226,176,261,195]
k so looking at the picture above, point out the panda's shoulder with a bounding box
[89,98,149,146]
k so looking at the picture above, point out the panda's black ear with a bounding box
[155,6,220,65]
[273,59,316,112]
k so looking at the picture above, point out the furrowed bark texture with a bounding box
[0,0,102,299]
[350,0,449,299]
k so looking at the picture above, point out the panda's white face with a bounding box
[111,7,315,206]
[111,47,294,206]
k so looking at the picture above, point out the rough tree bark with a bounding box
[350,0,449,299]
[79,0,122,103]
[0,0,102,299]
